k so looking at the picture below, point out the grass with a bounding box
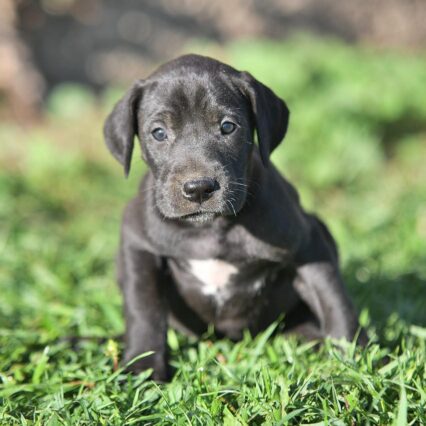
[1,36,425,424]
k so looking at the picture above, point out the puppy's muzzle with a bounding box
[182,177,220,203]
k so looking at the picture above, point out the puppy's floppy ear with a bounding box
[236,72,289,167]
[103,79,144,177]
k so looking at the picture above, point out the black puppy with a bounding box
[104,54,365,381]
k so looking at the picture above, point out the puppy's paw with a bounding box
[123,351,169,382]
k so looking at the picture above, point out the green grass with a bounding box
[1,36,426,424]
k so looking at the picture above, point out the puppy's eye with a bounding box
[220,121,236,135]
[152,127,167,141]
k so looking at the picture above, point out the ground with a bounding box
[0,37,425,424]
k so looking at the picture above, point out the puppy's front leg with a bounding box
[118,243,169,380]
[294,220,367,344]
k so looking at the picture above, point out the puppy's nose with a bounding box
[182,178,219,203]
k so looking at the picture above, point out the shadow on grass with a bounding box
[344,261,426,346]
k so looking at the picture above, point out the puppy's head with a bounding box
[104,54,289,223]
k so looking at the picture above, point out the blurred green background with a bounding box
[1,1,426,424]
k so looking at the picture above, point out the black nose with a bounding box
[182,178,219,203]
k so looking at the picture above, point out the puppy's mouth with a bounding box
[178,210,218,223]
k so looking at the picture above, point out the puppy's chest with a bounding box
[169,258,269,307]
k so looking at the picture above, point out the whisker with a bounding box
[139,185,157,195]
[230,181,249,188]
[226,200,237,217]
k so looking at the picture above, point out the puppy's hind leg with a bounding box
[294,219,367,345]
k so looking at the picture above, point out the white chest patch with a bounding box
[188,259,238,299]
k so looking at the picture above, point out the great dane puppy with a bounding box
[104,54,365,381]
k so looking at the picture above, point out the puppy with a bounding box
[103,54,365,381]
